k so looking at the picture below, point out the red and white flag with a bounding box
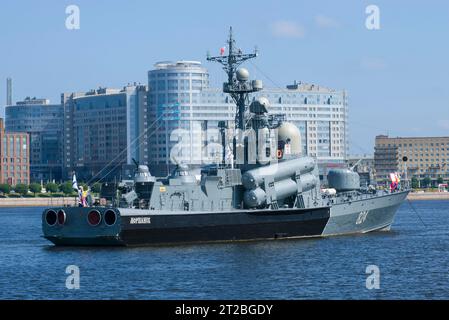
[389,173,400,183]
[220,47,225,55]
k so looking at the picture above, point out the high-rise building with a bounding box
[6,78,12,106]
[3,77,13,119]
[147,61,211,175]
[374,135,449,184]
[5,97,64,182]
[0,118,30,185]
[147,61,348,177]
[62,84,148,181]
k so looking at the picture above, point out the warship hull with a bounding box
[42,191,408,246]
[43,206,330,246]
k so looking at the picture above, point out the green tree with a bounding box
[78,183,89,192]
[45,182,59,193]
[29,183,42,195]
[91,182,102,194]
[14,184,29,196]
[422,177,431,188]
[437,176,444,185]
[411,177,419,189]
[0,184,11,194]
[59,181,75,195]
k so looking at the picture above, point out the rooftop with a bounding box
[376,135,449,140]
[286,81,340,93]
[153,60,203,70]
[70,84,147,100]
[16,97,50,105]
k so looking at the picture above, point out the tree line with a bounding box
[410,176,445,189]
[0,182,102,197]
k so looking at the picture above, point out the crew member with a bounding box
[78,186,88,207]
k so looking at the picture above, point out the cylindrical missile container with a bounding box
[327,169,360,192]
[242,157,315,190]
[243,173,317,208]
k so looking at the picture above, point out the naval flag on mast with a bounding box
[72,173,79,191]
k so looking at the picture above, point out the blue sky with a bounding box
[0,0,448,154]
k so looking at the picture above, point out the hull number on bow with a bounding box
[356,211,369,225]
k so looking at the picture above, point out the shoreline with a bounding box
[407,192,449,201]
[0,197,77,207]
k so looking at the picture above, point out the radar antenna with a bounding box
[207,27,261,131]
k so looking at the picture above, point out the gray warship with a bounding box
[42,28,409,246]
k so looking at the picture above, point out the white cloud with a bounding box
[360,57,387,71]
[270,20,305,38]
[314,14,340,28]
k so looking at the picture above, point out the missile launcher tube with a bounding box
[243,173,317,208]
[242,157,315,190]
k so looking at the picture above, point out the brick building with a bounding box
[0,118,30,185]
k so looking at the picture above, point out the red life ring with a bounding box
[277,149,283,159]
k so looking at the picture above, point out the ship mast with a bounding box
[207,27,260,131]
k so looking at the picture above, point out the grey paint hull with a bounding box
[42,191,408,246]
[322,191,408,236]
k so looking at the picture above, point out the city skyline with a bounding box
[1,0,448,155]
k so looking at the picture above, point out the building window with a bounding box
[9,137,13,153]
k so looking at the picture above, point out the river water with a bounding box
[0,201,448,299]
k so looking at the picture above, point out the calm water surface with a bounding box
[0,201,448,299]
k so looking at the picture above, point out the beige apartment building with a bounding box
[374,135,449,183]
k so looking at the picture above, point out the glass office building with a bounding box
[5,98,63,182]
[62,85,148,181]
